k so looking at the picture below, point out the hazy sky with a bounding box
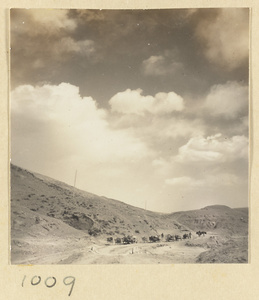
[10,8,249,212]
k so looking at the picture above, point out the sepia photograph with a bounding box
[10,8,249,264]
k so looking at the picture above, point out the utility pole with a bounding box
[72,170,77,201]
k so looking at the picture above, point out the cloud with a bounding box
[204,81,248,119]
[11,83,153,166]
[175,134,248,163]
[56,37,95,57]
[31,9,77,32]
[165,176,203,187]
[152,158,168,168]
[151,117,204,139]
[109,107,205,150]
[11,9,77,36]
[165,173,241,188]
[109,89,184,116]
[11,9,96,85]
[208,173,242,186]
[142,54,183,76]
[195,8,249,70]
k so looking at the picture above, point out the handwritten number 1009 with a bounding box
[22,275,75,296]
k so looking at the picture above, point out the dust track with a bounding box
[56,241,206,265]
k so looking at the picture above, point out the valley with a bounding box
[10,164,249,264]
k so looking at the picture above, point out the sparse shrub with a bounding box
[47,213,55,218]
[72,214,79,221]
[107,231,114,235]
[101,220,109,227]
[135,230,140,233]
[88,227,101,236]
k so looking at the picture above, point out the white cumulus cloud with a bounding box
[204,81,248,119]
[109,89,184,116]
[175,134,248,163]
[11,83,153,166]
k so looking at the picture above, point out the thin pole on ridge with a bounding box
[72,170,77,201]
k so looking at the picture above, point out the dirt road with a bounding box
[56,241,206,264]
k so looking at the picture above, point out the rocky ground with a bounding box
[10,164,249,264]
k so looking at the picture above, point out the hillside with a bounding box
[10,164,249,264]
[167,205,248,236]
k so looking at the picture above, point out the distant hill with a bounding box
[168,205,248,236]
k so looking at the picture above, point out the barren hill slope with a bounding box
[11,164,189,239]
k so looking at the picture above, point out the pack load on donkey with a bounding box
[196,231,207,237]
[149,235,160,243]
[122,235,138,244]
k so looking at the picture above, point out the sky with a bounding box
[10,8,249,213]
